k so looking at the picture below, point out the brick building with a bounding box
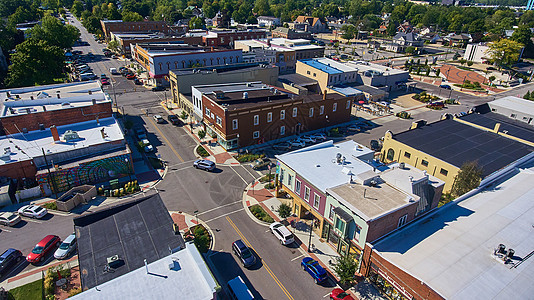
[192,82,351,149]
[110,32,202,56]
[100,20,169,40]
[271,27,312,40]
[202,29,267,47]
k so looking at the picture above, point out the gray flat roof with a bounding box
[75,194,185,289]
[460,111,534,144]
[278,73,318,86]
[489,96,534,114]
[373,162,534,299]
[392,118,533,177]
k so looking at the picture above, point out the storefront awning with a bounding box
[333,207,353,223]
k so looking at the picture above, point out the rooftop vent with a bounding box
[246,82,253,87]
[215,90,225,99]
[243,92,248,99]
[399,162,405,169]
[106,255,124,269]
[63,130,80,141]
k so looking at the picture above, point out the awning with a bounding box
[333,207,353,223]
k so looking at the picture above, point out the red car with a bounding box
[26,235,61,264]
[330,288,355,300]
[101,79,110,85]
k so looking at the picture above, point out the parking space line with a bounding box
[290,254,304,262]
[145,114,184,162]
[23,218,43,224]
[323,293,331,298]
[227,216,294,300]
[0,227,12,232]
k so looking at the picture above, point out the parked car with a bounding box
[330,288,355,300]
[269,222,294,245]
[272,142,292,151]
[17,205,47,219]
[232,240,256,267]
[300,135,316,144]
[370,140,382,151]
[0,212,21,227]
[251,158,272,170]
[151,86,165,92]
[0,249,23,276]
[346,125,361,133]
[301,257,328,284]
[311,133,327,141]
[100,74,107,79]
[110,67,119,75]
[126,74,136,80]
[26,235,61,263]
[54,233,77,259]
[439,84,452,90]
[427,102,445,109]
[153,115,164,124]
[134,78,143,85]
[135,128,147,140]
[193,159,216,171]
[290,139,306,148]
[340,54,348,59]
[167,115,181,125]
[100,78,110,85]
[141,139,153,153]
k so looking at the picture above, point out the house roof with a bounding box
[372,162,534,299]
[295,16,321,26]
[75,194,186,290]
[391,118,533,177]
[393,32,420,42]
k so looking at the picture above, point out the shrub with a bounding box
[196,145,209,157]
[44,270,55,295]
[277,203,292,218]
[192,225,210,253]
[396,111,411,119]
[236,153,264,162]
[69,288,82,297]
[42,202,57,211]
[264,182,275,189]
[259,173,275,183]
[329,127,343,137]
[467,61,473,66]
[198,130,206,139]
[249,204,274,223]
[180,111,188,120]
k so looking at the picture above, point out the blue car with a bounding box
[301,257,328,284]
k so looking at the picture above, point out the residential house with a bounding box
[421,32,443,44]
[396,21,413,33]
[192,82,352,149]
[186,6,203,17]
[443,33,472,47]
[291,16,326,33]
[212,11,228,28]
[257,16,281,28]
[271,27,312,40]
[385,32,423,53]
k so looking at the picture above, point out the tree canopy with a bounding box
[451,161,484,198]
[486,39,524,69]
[28,15,80,49]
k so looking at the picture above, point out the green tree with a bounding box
[6,39,64,87]
[488,75,496,86]
[467,61,473,66]
[107,39,119,52]
[29,15,80,49]
[277,203,291,219]
[405,46,415,54]
[122,10,143,22]
[189,16,204,29]
[511,25,534,58]
[332,254,358,285]
[451,161,483,198]
[71,0,83,17]
[341,25,355,41]
[253,0,271,16]
[82,16,101,34]
[487,39,524,69]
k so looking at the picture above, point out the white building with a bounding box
[257,16,281,27]
[464,43,490,63]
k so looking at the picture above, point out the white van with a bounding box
[110,67,118,75]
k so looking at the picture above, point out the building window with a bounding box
[267,112,272,122]
[280,110,285,120]
[335,217,346,234]
[254,115,259,125]
[309,107,314,117]
[404,152,411,159]
[287,174,292,186]
[354,225,361,241]
[313,193,320,209]
[313,73,316,77]
[280,126,285,135]
[329,205,335,220]
[292,108,298,117]
[398,214,408,228]
[333,103,337,112]
[421,160,429,167]
[253,131,260,139]
[307,70,310,75]
[295,179,301,195]
[216,116,222,125]
[346,100,351,109]
[232,119,238,130]
[304,186,310,201]
[205,107,210,116]
[511,114,517,118]
[280,169,284,183]
[440,168,448,176]
[386,149,395,161]
[319,105,324,115]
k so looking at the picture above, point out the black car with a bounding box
[0,248,23,276]
[151,86,166,92]
[232,240,256,267]
[134,78,143,85]
[168,115,181,125]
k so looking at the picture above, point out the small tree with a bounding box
[198,130,206,139]
[405,46,415,54]
[332,254,358,285]
[425,68,430,76]
[451,161,483,198]
[467,61,474,66]
[277,203,291,218]
[459,58,467,65]
[488,75,496,86]
[180,111,188,119]
[436,69,441,76]
[524,91,531,100]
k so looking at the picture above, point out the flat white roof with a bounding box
[0,117,124,164]
[276,140,375,192]
[314,57,359,73]
[380,163,445,194]
[71,242,218,300]
[373,163,534,299]
[489,96,534,115]
[346,61,408,75]
[0,81,109,116]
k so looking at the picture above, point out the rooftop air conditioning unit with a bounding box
[107,255,122,268]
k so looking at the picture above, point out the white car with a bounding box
[269,222,295,245]
[290,139,306,148]
[17,205,48,219]
[301,135,317,144]
[54,233,77,259]
[153,115,164,124]
[311,133,327,141]
[0,212,21,226]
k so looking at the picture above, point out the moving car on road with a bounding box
[251,158,272,170]
[269,222,294,245]
[54,233,77,260]
[193,159,216,171]
[232,240,256,268]
[0,212,21,227]
[301,257,328,284]
[153,115,164,124]
[167,114,181,125]
[27,235,61,263]
[17,205,47,219]
[151,86,166,92]
[0,249,23,276]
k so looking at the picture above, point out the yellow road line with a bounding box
[146,113,184,162]
[226,216,294,300]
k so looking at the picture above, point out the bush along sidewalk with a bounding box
[98,180,140,197]
[249,204,274,223]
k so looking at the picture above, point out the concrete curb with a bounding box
[169,211,216,252]
[242,182,272,227]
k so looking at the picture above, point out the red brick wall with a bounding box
[0,160,37,180]
[202,31,267,47]
[120,36,203,54]
[0,102,112,135]
[360,245,444,300]
[102,21,169,38]
[366,202,418,242]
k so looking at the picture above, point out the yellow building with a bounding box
[381,115,534,192]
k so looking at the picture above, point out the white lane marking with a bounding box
[0,227,12,232]
[239,165,258,180]
[290,254,305,262]
[323,293,331,298]
[204,208,244,224]
[229,166,248,184]
[23,218,43,224]
[167,165,194,173]
[197,200,242,216]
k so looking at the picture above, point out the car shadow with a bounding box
[40,213,54,221]
[211,168,223,174]
[245,249,264,271]
[0,260,29,283]
[10,220,28,228]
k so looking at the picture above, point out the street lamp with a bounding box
[125,157,132,182]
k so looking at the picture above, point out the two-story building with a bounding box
[192,82,352,149]
[257,16,281,28]
[202,29,267,47]
[100,20,170,40]
[271,27,312,40]
[291,16,327,33]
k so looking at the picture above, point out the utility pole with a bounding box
[42,148,58,198]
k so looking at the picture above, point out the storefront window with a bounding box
[369,267,409,300]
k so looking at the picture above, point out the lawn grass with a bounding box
[8,279,43,300]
